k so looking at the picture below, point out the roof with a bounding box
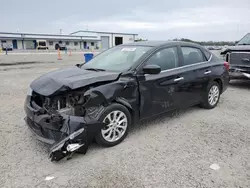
[0,32,100,41]
[121,40,205,48]
[70,30,138,36]
[123,41,170,46]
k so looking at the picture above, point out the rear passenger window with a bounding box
[181,47,206,66]
[145,47,178,71]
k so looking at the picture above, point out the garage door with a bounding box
[101,36,110,50]
[25,41,35,49]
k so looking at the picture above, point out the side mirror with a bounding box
[142,64,161,75]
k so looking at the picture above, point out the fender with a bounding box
[83,80,140,123]
[83,80,138,108]
[115,97,133,110]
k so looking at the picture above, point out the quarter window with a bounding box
[66,41,70,46]
[203,50,211,60]
[145,47,178,71]
[181,47,206,66]
[49,41,53,46]
[74,42,78,46]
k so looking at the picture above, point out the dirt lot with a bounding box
[0,51,99,65]
[0,54,249,188]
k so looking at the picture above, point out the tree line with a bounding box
[135,38,237,46]
[172,38,237,46]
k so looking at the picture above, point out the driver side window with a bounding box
[145,47,178,71]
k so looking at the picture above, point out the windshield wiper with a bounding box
[84,68,106,72]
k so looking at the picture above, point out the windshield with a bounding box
[81,46,151,71]
[237,33,250,45]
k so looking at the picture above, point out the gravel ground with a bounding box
[0,51,99,65]
[0,52,249,188]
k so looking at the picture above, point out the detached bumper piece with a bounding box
[49,128,88,161]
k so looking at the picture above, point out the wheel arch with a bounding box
[213,78,223,94]
[114,97,136,125]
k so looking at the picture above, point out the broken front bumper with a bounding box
[24,96,105,161]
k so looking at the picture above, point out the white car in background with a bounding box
[1,43,13,51]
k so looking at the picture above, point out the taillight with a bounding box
[224,61,230,71]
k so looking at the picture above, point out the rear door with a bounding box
[174,45,212,107]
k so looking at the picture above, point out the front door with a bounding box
[137,46,181,119]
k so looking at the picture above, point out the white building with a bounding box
[0,30,138,50]
[70,30,138,50]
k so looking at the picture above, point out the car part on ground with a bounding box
[24,41,229,161]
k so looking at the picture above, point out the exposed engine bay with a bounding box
[25,87,107,162]
[31,90,89,116]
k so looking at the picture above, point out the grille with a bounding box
[229,52,250,66]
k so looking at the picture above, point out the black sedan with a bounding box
[24,41,230,161]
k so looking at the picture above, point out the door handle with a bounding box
[204,70,211,75]
[174,77,184,82]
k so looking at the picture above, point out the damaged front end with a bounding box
[24,87,106,161]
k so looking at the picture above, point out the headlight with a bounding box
[27,86,33,96]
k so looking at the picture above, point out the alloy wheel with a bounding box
[101,110,128,142]
[208,85,220,106]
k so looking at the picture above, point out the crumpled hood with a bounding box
[221,45,250,54]
[30,66,120,96]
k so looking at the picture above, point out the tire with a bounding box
[95,103,131,147]
[200,81,221,109]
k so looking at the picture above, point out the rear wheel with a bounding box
[200,81,221,109]
[95,103,131,147]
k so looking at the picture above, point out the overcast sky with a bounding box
[1,0,250,41]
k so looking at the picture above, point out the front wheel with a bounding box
[200,81,221,109]
[95,103,131,147]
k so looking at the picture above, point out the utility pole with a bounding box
[236,24,239,39]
